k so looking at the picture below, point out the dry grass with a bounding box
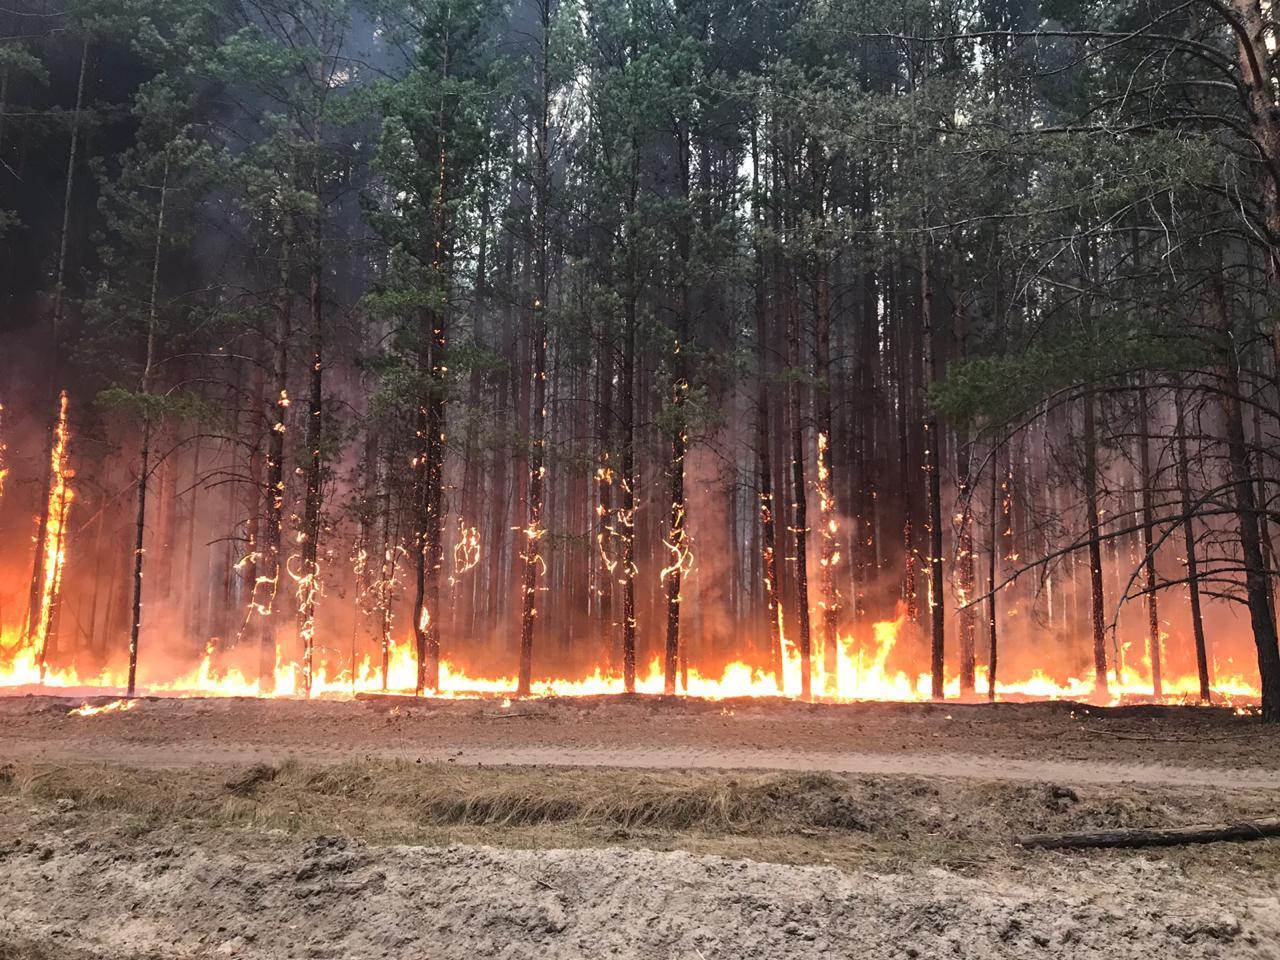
[2,758,1278,872]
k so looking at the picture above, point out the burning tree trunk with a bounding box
[662,119,693,697]
[25,39,88,652]
[1135,374,1162,698]
[814,274,839,691]
[0,401,7,502]
[296,192,325,697]
[31,392,73,679]
[663,427,687,694]
[987,442,999,700]
[811,141,839,692]
[517,0,554,697]
[238,366,266,646]
[126,163,169,698]
[620,290,638,692]
[411,36,459,696]
[752,125,784,681]
[788,277,813,701]
[919,239,945,700]
[595,333,615,659]
[256,221,294,690]
[955,431,977,695]
[897,280,918,624]
[412,306,448,695]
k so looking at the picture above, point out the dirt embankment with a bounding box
[2,764,1279,960]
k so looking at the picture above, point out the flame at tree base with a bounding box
[0,608,1260,707]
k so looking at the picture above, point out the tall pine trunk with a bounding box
[788,272,813,700]
[258,221,293,689]
[1081,389,1109,698]
[517,1,553,696]
[919,239,945,699]
[662,120,692,696]
[126,163,168,697]
[25,39,88,655]
[1174,385,1211,701]
[752,126,783,683]
[1135,374,1162,697]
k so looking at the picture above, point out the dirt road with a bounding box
[2,693,1277,785]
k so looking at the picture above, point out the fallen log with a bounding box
[1016,817,1280,850]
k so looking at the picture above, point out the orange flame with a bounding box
[68,698,138,717]
[27,391,75,677]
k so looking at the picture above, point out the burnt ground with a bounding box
[1,695,1279,958]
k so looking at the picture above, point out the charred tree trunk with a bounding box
[919,240,945,700]
[955,431,977,695]
[1135,374,1162,697]
[258,221,294,690]
[662,119,692,697]
[1210,276,1280,720]
[788,274,813,701]
[621,290,638,692]
[297,203,324,697]
[811,143,839,691]
[1174,386,1211,701]
[987,441,999,700]
[752,126,784,683]
[517,0,554,696]
[1082,389,1109,699]
[25,39,88,653]
[126,163,168,698]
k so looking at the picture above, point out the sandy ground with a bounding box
[2,695,1279,958]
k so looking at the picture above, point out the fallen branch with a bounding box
[1016,817,1280,850]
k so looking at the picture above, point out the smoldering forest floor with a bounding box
[2,696,1279,959]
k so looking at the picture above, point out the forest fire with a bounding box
[0,606,1260,705]
[0,390,1264,709]
[8,1,1280,956]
